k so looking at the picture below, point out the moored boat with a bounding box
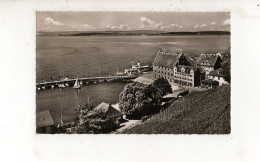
[73,79,81,89]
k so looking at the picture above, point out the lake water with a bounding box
[36,35,230,124]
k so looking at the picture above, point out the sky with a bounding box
[37,12,230,32]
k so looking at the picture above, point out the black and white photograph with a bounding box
[2,0,260,162]
[36,11,231,134]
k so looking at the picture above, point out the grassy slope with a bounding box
[121,85,230,134]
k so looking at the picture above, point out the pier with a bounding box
[36,75,137,90]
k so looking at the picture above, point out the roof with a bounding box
[153,51,182,68]
[132,76,154,85]
[93,102,123,118]
[196,54,221,67]
[36,110,54,128]
[209,68,223,77]
[153,51,196,68]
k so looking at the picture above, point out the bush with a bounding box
[153,78,172,96]
[71,103,119,134]
[221,48,231,83]
[119,82,163,119]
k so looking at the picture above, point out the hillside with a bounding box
[121,85,230,134]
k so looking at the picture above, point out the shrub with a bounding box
[71,103,118,134]
[153,78,172,96]
[119,82,163,119]
[221,48,231,83]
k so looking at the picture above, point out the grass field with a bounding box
[121,85,230,134]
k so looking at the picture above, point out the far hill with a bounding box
[37,30,230,36]
[121,85,231,134]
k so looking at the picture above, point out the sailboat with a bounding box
[73,79,81,89]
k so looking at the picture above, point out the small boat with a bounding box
[37,87,41,91]
[58,84,65,88]
[99,79,104,83]
[42,86,45,90]
[73,79,81,89]
[93,81,97,84]
[80,81,83,85]
[65,83,69,87]
[51,85,55,89]
[107,78,114,82]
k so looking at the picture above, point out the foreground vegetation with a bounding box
[65,104,119,134]
[121,85,230,134]
[119,78,172,119]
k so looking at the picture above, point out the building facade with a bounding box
[195,53,222,76]
[152,50,224,88]
[208,68,228,86]
[173,66,205,87]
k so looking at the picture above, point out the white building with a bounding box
[207,68,229,86]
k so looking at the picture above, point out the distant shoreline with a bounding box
[37,31,230,37]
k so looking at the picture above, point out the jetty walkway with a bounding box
[36,75,137,90]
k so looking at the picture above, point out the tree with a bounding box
[119,82,163,119]
[153,78,173,96]
[221,48,231,83]
[71,103,118,134]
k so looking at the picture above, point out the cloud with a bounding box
[210,22,216,25]
[160,24,179,30]
[155,23,162,29]
[194,25,199,29]
[107,24,129,30]
[84,24,95,30]
[200,24,207,28]
[179,25,183,29]
[118,24,129,30]
[223,19,230,25]
[43,17,64,26]
[110,26,118,29]
[140,17,154,25]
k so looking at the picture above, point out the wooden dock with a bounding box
[36,75,137,90]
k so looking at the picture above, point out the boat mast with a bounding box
[99,65,100,77]
[60,103,62,122]
[117,66,118,76]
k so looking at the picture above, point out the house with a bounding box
[152,50,205,87]
[195,53,222,76]
[36,110,55,134]
[207,68,228,86]
[201,79,220,89]
[91,102,123,124]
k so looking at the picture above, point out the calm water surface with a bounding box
[36,35,230,123]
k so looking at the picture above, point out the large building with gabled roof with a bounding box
[152,50,206,87]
